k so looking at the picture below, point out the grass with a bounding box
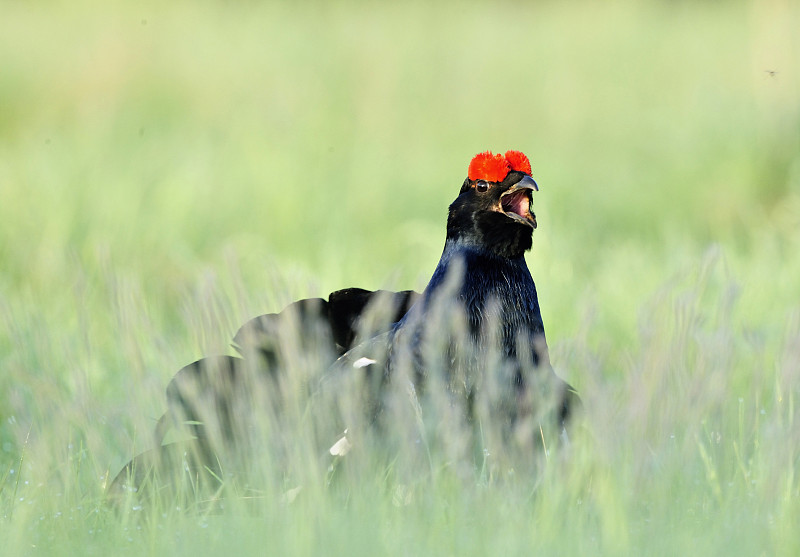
[1,0,799,554]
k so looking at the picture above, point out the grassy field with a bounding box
[1,0,799,554]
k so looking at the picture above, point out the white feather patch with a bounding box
[352,357,377,368]
[329,430,352,456]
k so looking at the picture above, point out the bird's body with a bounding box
[415,239,546,355]
[109,150,579,502]
[335,151,574,432]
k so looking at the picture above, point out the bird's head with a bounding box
[446,150,539,258]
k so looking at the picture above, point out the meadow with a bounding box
[1,0,798,554]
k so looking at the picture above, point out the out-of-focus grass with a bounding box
[0,0,799,555]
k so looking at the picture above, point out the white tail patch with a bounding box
[329,430,352,456]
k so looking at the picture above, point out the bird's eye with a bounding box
[476,181,489,193]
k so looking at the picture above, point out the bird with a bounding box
[324,150,578,445]
[108,150,579,502]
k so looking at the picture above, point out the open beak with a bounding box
[499,175,538,228]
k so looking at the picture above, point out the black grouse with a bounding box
[326,150,578,441]
[109,150,579,499]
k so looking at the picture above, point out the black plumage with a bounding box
[333,166,578,433]
[154,288,420,447]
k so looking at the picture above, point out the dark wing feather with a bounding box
[232,288,420,358]
[154,288,420,447]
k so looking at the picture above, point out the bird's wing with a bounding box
[156,288,419,446]
[232,288,420,359]
[313,329,395,436]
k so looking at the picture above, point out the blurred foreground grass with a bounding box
[0,0,799,555]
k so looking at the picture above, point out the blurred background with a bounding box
[0,0,798,532]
